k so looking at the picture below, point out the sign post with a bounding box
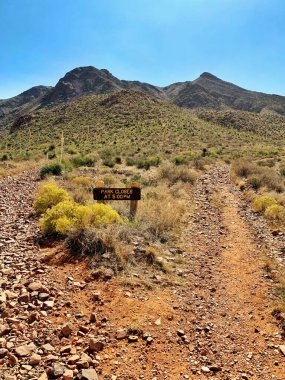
[95,181,106,204]
[93,182,141,220]
[130,182,139,221]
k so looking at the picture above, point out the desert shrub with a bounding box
[137,185,186,240]
[159,163,197,184]
[47,152,56,160]
[70,155,95,167]
[1,154,8,162]
[102,157,116,167]
[231,159,257,178]
[137,160,150,170]
[66,227,116,256]
[40,200,77,234]
[280,168,285,177]
[248,170,284,192]
[40,201,121,235]
[102,175,116,186]
[146,155,161,167]
[126,157,136,166]
[34,182,71,214]
[264,205,285,221]
[65,225,130,271]
[247,174,263,190]
[72,176,93,189]
[252,196,277,213]
[257,159,276,168]
[173,155,187,165]
[137,155,161,170]
[232,159,284,193]
[40,163,63,179]
[74,204,121,228]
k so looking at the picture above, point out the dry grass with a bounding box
[136,184,187,241]
[0,159,46,178]
[65,224,132,271]
[231,158,285,193]
[211,191,225,210]
[262,256,285,314]
[144,246,172,273]
[158,163,198,185]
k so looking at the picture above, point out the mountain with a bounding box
[166,72,285,114]
[0,86,52,130]
[41,66,165,106]
[1,66,285,131]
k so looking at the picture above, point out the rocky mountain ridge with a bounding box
[1,66,285,131]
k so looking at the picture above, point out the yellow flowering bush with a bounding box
[264,204,285,221]
[34,182,71,215]
[40,200,122,235]
[252,196,277,213]
[40,200,77,235]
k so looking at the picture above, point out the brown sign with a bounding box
[93,187,141,201]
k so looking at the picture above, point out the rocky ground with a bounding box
[0,167,285,380]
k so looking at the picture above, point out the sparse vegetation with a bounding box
[158,163,198,184]
[40,163,63,179]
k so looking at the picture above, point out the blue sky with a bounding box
[0,0,284,98]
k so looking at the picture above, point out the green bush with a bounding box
[102,157,116,167]
[147,156,161,167]
[34,182,71,214]
[40,163,63,179]
[126,157,136,166]
[70,155,95,167]
[137,160,150,170]
[173,155,187,165]
[137,156,161,170]
[280,168,285,176]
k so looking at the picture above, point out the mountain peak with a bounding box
[199,72,220,80]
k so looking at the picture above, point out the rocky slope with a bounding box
[1,66,285,131]
[0,86,52,131]
[166,72,285,114]
[42,67,165,106]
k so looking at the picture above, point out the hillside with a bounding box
[1,90,283,163]
[1,66,285,132]
[194,108,285,140]
[0,85,52,131]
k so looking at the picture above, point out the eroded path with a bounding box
[0,166,284,380]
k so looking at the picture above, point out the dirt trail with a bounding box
[180,165,285,379]
[0,166,284,380]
